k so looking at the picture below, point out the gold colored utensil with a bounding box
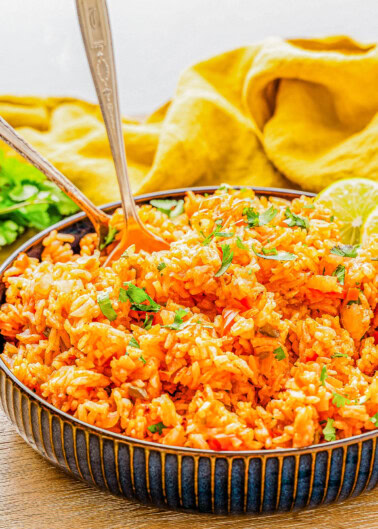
[75,0,169,259]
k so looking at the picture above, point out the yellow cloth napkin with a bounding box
[1,36,377,205]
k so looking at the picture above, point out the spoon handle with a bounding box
[0,116,108,228]
[75,0,139,226]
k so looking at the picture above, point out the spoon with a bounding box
[0,115,110,245]
[75,0,169,258]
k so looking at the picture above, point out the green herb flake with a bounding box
[99,226,118,250]
[303,203,315,209]
[236,237,248,250]
[139,355,146,365]
[219,183,232,192]
[214,231,234,238]
[157,262,167,272]
[97,291,117,321]
[243,207,259,228]
[261,247,278,256]
[142,314,154,330]
[332,392,350,408]
[347,298,361,306]
[201,220,229,245]
[150,199,184,218]
[119,282,161,312]
[259,206,278,226]
[370,413,378,426]
[284,207,310,230]
[331,352,349,359]
[243,206,277,228]
[332,264,346,285]
[330,244,358,258]
[128,336,140,349]
[322,418,336,441]
[215,244,234,277]
[330,215,335,222]
[148,422,167,435]
[320,365,328,386]
[252,244,297,261]
[273,346,286,361]
[163,308,189,331]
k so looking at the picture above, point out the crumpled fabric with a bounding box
[0,35,377,205]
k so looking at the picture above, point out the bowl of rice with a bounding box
[0,185,377,514]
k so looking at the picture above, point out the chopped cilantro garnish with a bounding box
[157,262,167,272]
[330,215,335,222]
[150,199,184,218]
[332,264,345,285]
[320,365,328,386]
[370,413,378,426]
[128,336,140,349]
[163,308,189,330]
[323,418,336,441]
[330,244,358,258]
[273,346,286,361]
[201,220,233,245]
[303,204,315,209]
[143,314,154,330]
[262,247,278,256]
[243,206,277,228]
[284,207,309,230]
[259,206,278,225]
[97,291,117,321]
[347,298,361,306]
[252,244,297,261]
[236,237,248,250]
[214,231,234,238]
[139,355,146,365]
[99,226,118,250]
[215,244,234,277]
[148,422,167,435]
[119,282,161,312]
[331,352,349,359]
[219,183,232,192]
[332,392,350,408]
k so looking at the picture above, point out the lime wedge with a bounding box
[315,178,378,244]
[361,205,378,246]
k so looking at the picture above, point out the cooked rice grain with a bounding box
[1,188,377,451]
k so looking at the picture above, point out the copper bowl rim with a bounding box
[1,185,377,457]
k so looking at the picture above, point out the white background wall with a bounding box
[0,0,376,115]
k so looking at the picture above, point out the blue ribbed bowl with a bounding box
[0,187,377,514]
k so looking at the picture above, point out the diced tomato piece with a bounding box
[327,291,346,299]
[345,287,360,304]
[208,435,235,451]
[240,297,251,310]
[307,288,345,302]
[305,351,318,362]
[208,438,222,451]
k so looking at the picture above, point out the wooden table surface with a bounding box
[1,410,378,529]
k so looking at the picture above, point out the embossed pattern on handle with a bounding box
[0,116,109,231]
[75,0,138,225]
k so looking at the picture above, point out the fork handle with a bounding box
[75,0,138,226]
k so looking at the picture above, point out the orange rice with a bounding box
[1,187,377,451]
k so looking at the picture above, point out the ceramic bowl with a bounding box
[0,187,377,514]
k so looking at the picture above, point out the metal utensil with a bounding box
[75,0,169,257]
[0,115,110,243]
